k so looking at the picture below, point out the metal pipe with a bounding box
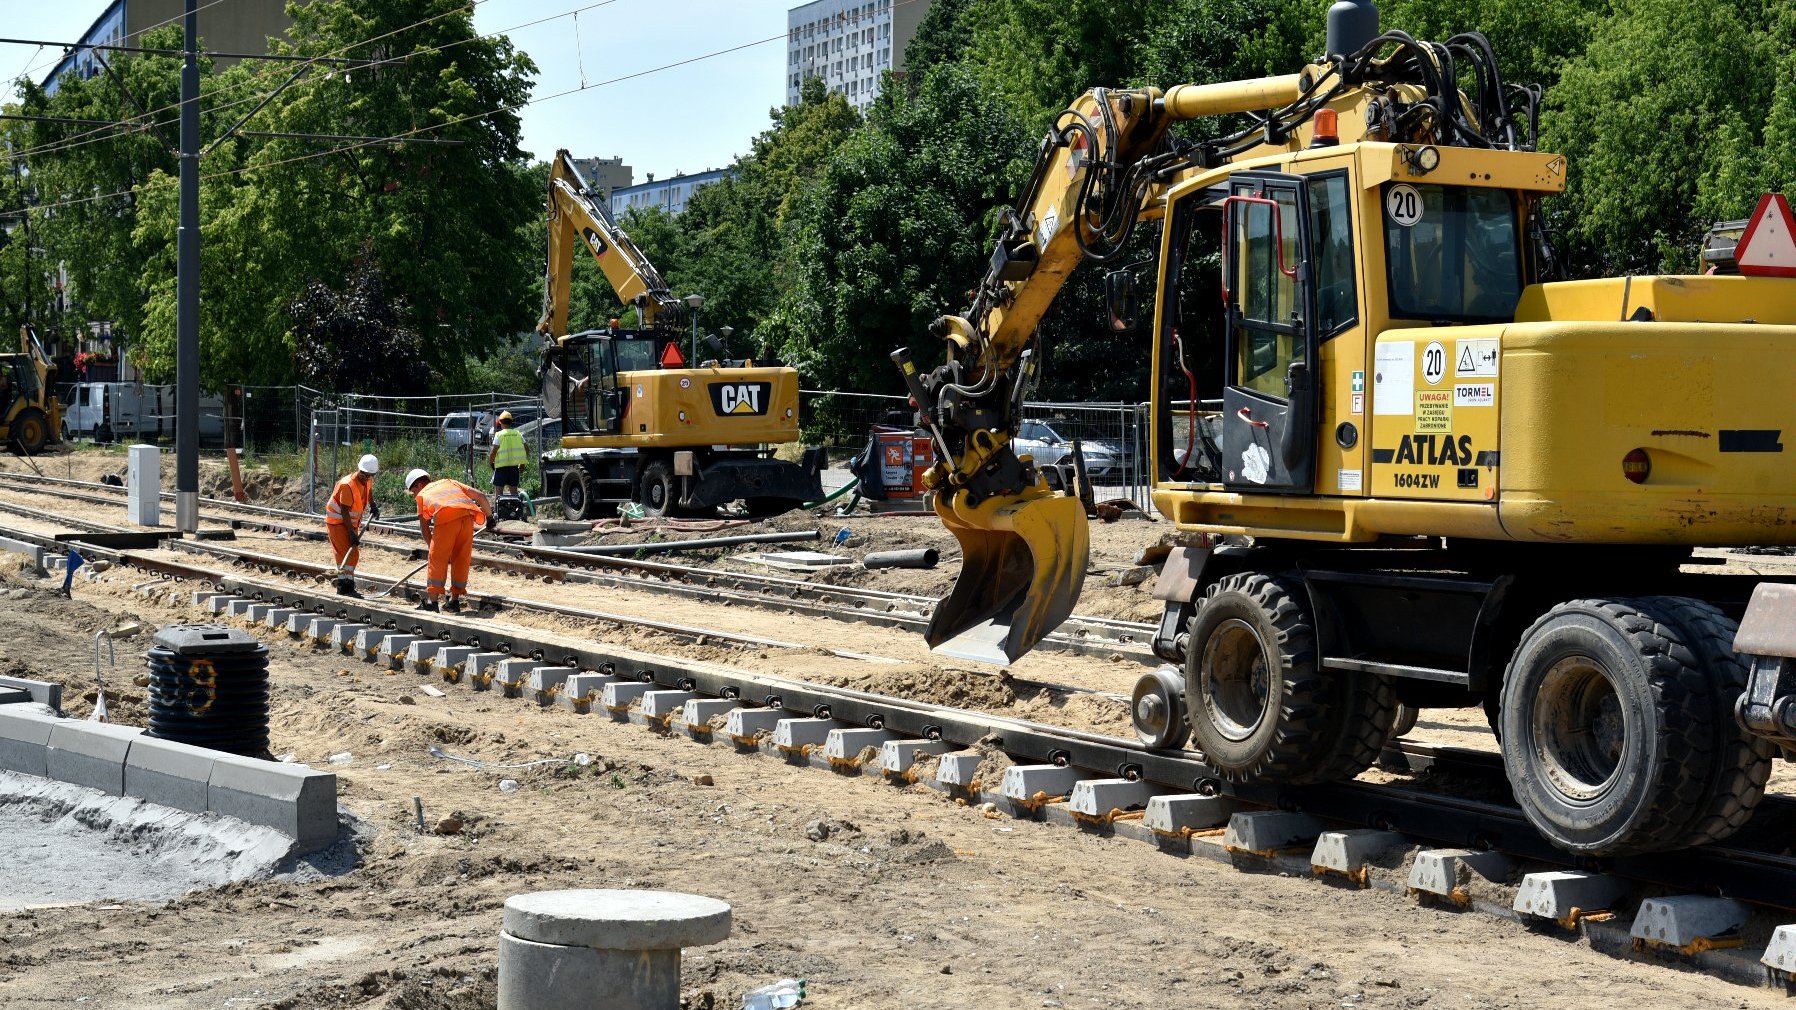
[862,548,939,570]
[549,529,820,556]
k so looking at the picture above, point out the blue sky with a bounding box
[4,0,790,182]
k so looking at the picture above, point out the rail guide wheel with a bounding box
[1131,664,1189,750]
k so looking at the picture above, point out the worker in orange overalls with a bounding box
[405,468,492,613]
[325,454,381,598]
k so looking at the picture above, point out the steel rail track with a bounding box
[0,474,1157,662]
[7,513,1795,911]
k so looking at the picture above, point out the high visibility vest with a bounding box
[325,474,372,527]
[416,479,484,525]
[493,426,528,468]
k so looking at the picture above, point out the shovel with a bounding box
[370,561,430,600]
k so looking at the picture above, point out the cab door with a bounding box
[591,337,623,435]
[1221,173,1317,493]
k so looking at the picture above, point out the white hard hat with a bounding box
[405,468,431,491]
[357,454,379,475]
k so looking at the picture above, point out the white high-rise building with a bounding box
[785,0,932,112]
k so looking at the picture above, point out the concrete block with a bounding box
[1067,778,1157,822]
[1311,829,1404,881]
[379,633,421,669]
[496,659,543,696]
[879,738,949,777]
[245,603,276,624]
[123,735,219,813]
[433,645,478,675]
[639,690,696,722]
[771,717,835,755]
[285,611,317,635]
[305,617,340,642]
[528,667,576,705]
[1223,811,1324,856]
[0,706,60,777]
[1408,848,1509,902]
[45,720,143,795]
[1630,896,1749,951]
[330,623,369,653]
[264,607,300,630]
[0,674,62,712]
[722,708,784,745]
[0,533,46,576]
[207,753,338,852]
[933,752,984,787]
[404,640,450,674]
[1513,871,1628,924]
[602,681,657,719]
[1762,925,1796,974]
[227,599,257,618]
[205,594,239,614]
[191,590,225,608]
[676,698,736,733]
[998,764,1082,804]
[464,652,510,689]
[558,673,618,711]
[823,728,894,766]
[1144,794,1236,836]
[354,626,388,662]
[503,888,732,949]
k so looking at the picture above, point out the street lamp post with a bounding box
[682,293,705,366]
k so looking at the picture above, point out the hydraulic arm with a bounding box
[538,149,685,339]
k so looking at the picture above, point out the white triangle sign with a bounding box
[1736,193,1796,278]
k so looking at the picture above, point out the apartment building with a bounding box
[785,0,931,112]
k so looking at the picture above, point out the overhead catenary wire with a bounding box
[11,0,236,82]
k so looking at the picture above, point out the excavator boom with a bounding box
[539,149,683,338]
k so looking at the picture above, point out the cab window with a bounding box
[1232,187,1301,399]
[1309,173,1357,337]
[1385,184,1521,322]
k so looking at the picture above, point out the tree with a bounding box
[289,251,432,393]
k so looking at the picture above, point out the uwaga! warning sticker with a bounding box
[1415,389,1453,433]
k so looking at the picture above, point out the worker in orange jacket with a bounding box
[325,454,381,597]
[405,468,492,613]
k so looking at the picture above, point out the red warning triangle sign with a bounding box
[1736,193,1796,278]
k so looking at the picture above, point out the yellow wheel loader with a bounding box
[0,325,61,456]
[537,151,823,519]
[906,0,1796,856]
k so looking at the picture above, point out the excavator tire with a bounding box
[1183,572,1394,784]
[1499,598,1763,855]
[638,461,676,518]
[559,468,602,521]
[8,408,48,456]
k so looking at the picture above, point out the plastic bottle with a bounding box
[740,978,805,1010]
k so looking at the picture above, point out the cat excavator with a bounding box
[537,150,822,518]
[1,325,60,455]
[905,0,1796,857]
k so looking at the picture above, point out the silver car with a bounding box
[1012,419,1123,479]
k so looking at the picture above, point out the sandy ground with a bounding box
[0,572,1788,1010]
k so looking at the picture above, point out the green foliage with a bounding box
[457,332,544,396]
[290,252,432,394]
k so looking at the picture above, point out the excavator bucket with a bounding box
[926,488,1090,665]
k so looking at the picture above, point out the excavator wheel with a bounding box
[559,468,602,521]
[1184,572,1396,784]
[8,408,48,456]
[1498,597,1769,856]
[638,461,676,518]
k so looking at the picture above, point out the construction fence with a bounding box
[302,397,547,516]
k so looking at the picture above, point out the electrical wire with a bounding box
[11,0,238,82]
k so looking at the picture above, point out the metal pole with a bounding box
[174,0,201,533]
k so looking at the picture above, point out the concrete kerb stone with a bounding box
[0,705,60,777]
[207,753,339,853]
[528,667,576,706]
[823,728,893,770]
[722,708,783,747]
[559,674,618,712]
[0,674,62,712]
[1512,871,1628,925]
[46,720,144,795]
[1144,794,1236,838]
[602,681,657,721]
[1310,829,1405,884]
[0,533,47,576]
[1408,848,1510,905]
[1630,896,1750,952]
[404,640,450,675]
[1067,778,1158,825]
[1222,811,1324,857]
[879,738,949,778]
[123,734,220,813]
[675,698,735,735]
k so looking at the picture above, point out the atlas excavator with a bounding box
[902,0,1796,858]
[1,324,60,456]
[536,150,823,518]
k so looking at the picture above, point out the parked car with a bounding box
[477,404,544,443]
[62,382,225,443]
[440,411,484,450]
[1011,419,1124,479]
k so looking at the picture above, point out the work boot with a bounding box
[444,597,463,615]
[416,599,440,613]
[335,576,363,599]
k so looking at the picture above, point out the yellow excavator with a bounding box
[1,325,60,455]
[907,0,1796,857]
[537,150,823,518]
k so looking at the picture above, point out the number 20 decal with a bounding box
[1387,183,1423,228]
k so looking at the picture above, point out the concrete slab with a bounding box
[559,674,618,712]
[639,690,697,723]
[1223,811,1324,857]
[0,706,60,777]
[1311,829,1404,883]
[823,728,893,767]
[879,738,949,777]
[723,708,784,745]
[1513,871,1628,925]
[404,640,451,675]
[379,634,422,670]
[1762,925,1796,975]
[771,717,835,756]
[207,753,338,852]
[45,721,144,795]
[1408,849,1509,904]
[123,735,220,813]
[528,667,576,706]
[933,752,984,788]
[676,698,736,734]
[0,674,62,712]
[263,607,300,630]
[601,681,657,720]
[1067,778,1157,823]
[998,765,1082,808]
[1630,896,1750,952]
[330,623,369,653]
[1144,794,1236,837]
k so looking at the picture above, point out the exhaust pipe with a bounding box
[1326,0,1380,57]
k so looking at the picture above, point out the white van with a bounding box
[62,382,226,443]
